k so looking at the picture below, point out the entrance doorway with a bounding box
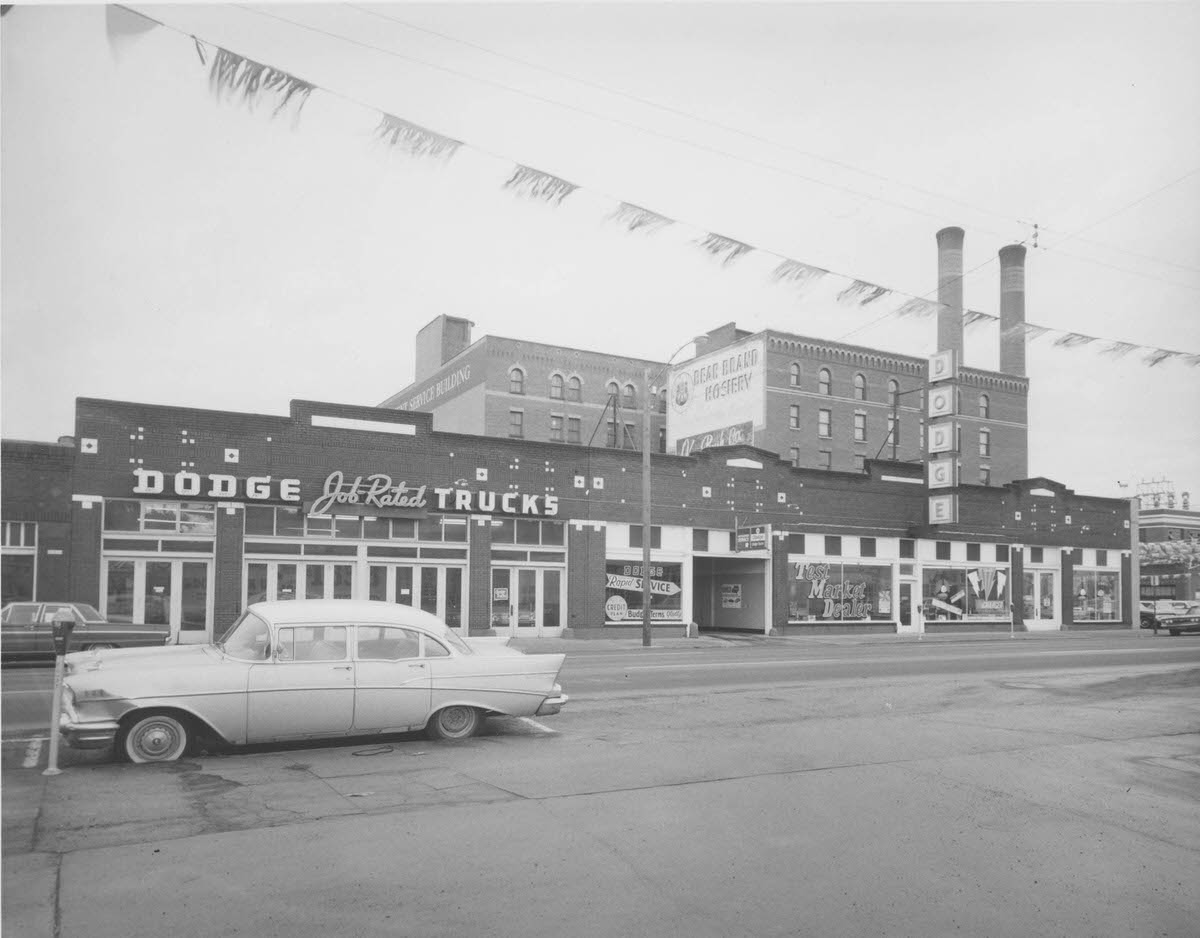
[896,579,922,634]
[366,563,465,630]
[103,557,213,644]
[490,567,563,637]
[1022,570,1059,630]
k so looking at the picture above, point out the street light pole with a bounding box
[642,367,652,647]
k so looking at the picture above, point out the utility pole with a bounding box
[641,368,652,647]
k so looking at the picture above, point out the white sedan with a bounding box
[60,600,568,763]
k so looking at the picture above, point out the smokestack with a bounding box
[936,227,965,356]
[999,244,1027,376]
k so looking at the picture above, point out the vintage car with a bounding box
[59,600,568,762]
[1,602,171,662]
[1138,600,1200,635]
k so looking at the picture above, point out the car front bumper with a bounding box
[59,712,119,750]
[536,693,569,716]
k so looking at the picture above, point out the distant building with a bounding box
[1137,489,1199,602]
[383,231,1030,485]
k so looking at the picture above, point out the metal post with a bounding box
[1129,496,1140,630]
[642,368,652,647]
[43,654,66,776]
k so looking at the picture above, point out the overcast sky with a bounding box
[3,1,1198,502]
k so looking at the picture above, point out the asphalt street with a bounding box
[3,629,1199,937]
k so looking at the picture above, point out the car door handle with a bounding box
[332,665,352,671]
[407,663,425,669]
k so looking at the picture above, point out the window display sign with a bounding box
[1072,571,1120,621]
[666,339,765,453]
[721,584,742,608]
[788,562,892,621]
[924,566,1010,619]
[605,561,683,621]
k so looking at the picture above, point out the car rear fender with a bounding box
[428,653,565,717]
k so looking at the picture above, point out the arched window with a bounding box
[819,368,832,396]
[606,380,619,399]
[789,362,801,387]
[979,393,990,418]
[509,368,525,395]
[854,374,867,401]
[622,383,636,409]
[567,376,582,402]
[549,373,564,400]
[888,379,900,409]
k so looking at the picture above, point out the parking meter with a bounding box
[44,608,76,776]
[51,610,76,656]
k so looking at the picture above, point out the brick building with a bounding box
[1,396,1130,641]
[383,229,1030,486]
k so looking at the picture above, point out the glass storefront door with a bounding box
[103,557,213,643]
[490,567,563,637]
[245,561,354,604]
[365,563,465,630]
[896,579,921,634]
[1022,570,1059,629]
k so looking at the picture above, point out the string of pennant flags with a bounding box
[107,4,1200,370]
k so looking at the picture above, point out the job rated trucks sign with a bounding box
[667,338,765,455]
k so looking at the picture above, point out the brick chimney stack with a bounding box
[999,244,1027,376]
[936,227,965,356]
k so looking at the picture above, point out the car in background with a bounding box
[1,602,171,662]
[59,599,569,763]
[1138,600,1200,635]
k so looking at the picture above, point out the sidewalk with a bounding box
[509,626,1148,654]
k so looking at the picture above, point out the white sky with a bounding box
[3,1,1198,502]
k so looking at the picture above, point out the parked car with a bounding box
[1138,600,1200,635]
[1,602,171,662]
[60,599,569,763]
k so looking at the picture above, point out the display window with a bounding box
[1072,570,1121,621]
[923,565,1010,620]
[605,561,683,622]
[788,561,893,622]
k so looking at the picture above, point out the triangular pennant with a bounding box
[208,48,314,124]
[504,166,578,204]
[375,114,460,160]
[698,234,753,266]
[963,309,996,328]
[106,4,160,58]
[1098,341,1139,358]
[610,202,673,233]
[837,280,889,306]
[893,298,940,319]
[1144,348,1181,367]
[1053,332,1096,349]
[770,259,828,289]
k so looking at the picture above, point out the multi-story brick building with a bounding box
[383,229,1030,486]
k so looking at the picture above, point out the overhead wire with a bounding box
[124,4,1200,361]
[346,1,1200,279]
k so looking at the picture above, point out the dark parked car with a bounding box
[1,602,170,662]
[1138,600,1200,636]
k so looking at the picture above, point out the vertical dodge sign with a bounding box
[667,338,765,454]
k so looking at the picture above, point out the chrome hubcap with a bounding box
[136,723,178,757]
[442,708,470,732]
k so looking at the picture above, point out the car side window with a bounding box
[5,604,39,625]
[355,626,421,660]
[41,604,78,625]
[278,626,348,661]
[422,636,450,658]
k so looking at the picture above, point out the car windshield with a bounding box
[219,612,271,660]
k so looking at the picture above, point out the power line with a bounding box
[346,1,1200,279]
[123,6,1200,362]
